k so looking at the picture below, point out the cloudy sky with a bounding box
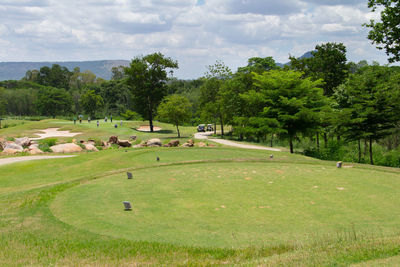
[0,0,390,79]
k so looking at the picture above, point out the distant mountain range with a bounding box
[0,52,313,81]
[0,60,130,81]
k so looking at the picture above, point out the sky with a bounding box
[0,0,391,79]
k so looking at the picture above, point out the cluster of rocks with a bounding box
[0,137,44,155]
[1,135,213,155]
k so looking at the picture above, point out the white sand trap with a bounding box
[31,128,82,140]
[136,125,162,132]
[0,155,77,166]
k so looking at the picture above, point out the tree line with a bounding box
[0,0,399,165]
[1,45,400,166]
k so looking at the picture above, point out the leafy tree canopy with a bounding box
[290,42,348,96]
[124,52,178,132]
[365,0,400,63]
[237,57,279,74]
[157,94,192,138]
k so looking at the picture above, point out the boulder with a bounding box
[29,143,39,149]
[129,135,137,141]
[163,144,171,147]
[87,140,96,146]
[147,138,162,147]
[84,144,99,151]
[2,148,20,155]
[0,138,5,151]
[50,143,82,153]
[109,136,118,144]
[168,140,180,147]
[133,144,145,148]
[72,139,77,144]
[197,142,207,147]
[29,147,44,155]
[117,140,132,147]
[182,139,194,148]
[5,142,23,151]
[15,137,31,147]
[140,141,148,146]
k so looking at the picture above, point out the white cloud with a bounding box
[0,0,395,79]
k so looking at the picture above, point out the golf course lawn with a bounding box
[3,120,400,265]
[51,161,400,248]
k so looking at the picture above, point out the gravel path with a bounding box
[194,132,282,151]
[0,155,77,167]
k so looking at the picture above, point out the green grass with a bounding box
[51,161,400,248]
[0,118,198,144]
[3,120,400,265]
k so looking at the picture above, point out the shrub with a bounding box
[38,138,57,152]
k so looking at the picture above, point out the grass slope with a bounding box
[2,120,400,265]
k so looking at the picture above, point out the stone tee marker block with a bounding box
[127,172,133,179]
[123,201,132,211]
[270,154,274,159]
[337,161,342,168]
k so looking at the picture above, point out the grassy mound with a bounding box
[2,119,400,265]
[51,161,400,248]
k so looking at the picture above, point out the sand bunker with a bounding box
[136,125,162,132]
[31,128,82,140]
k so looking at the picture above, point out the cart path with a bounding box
[0,155,77,166]
[194,132,282,151]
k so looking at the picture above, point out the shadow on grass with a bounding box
[131,128,174,134]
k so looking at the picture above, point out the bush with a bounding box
[38,138,57,152]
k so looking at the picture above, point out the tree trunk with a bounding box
[337,135,341,141]
[369,138,374,165]
[270,134,274,147]
[358,139,361,163]
[214,119,217,135]
[220,117,224,137]
[387,136,392,150]
[148,113,154,132]
[364,139,367,157]
[289,136,294,154]
[239,133,243,141]
[148,96,153,132]
[324,133,328,148]
[316,132,320,153]
[176,124,180,138]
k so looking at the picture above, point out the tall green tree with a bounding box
[290,42,348,96]
[157,94,192,138]
[35,87,72,118]
[237,56,279,74]
[0,87,7,124]
[200,61,232,135]
[252,70,327,153]
[36,64,72,90]
[336,65,400,165]
[124,53,178,132]
[80,89,104,118]
[365,0,400,63]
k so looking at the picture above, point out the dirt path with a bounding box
[194,132,282,151]
[0,155,77,167]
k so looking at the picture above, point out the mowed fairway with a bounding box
[3,120,400,265]
[52,161,400,248]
